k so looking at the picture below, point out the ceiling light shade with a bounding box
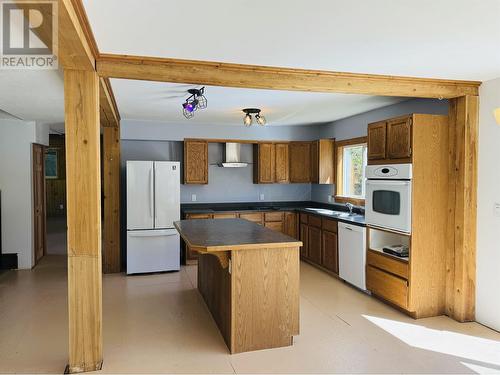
[244,113,253,126]
[255,114,266,126]
[494,108,500,125]
[181,87,207,119]
[242,108,266,127]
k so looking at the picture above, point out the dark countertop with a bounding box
[181,201,366,227]
[174,218,303,252]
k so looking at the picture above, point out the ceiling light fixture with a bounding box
[242,108,266,127]
[182,87,207,119]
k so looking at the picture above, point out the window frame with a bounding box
[334,136,368,206]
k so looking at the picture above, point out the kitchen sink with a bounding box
[304,207,361,219]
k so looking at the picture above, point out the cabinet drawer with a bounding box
[213,213,237,219]
[308,215,321,228]
[239,212,263,224]
[322,218,338,233]
[366,265,408,309]
[300,213,309,224]
[265,221,284,232]
[186,213,212,219]
[264,212,284,222]
[367,250,408,280]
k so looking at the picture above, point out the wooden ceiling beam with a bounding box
[96,54,480,99]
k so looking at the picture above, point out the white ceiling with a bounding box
[83,0,500,81]
[2,1,499,126]
[111,80,405,126]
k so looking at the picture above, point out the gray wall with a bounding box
[121,98,449,206]
[121,140,311,203]
[121,120,321,141]
[0,120,49,269]
[310,98,449,203]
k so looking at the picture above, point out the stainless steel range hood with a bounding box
[220,143,248,168]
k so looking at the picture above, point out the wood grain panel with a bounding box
[387,115,412,159]
[197,252,232,349]
[367,265,408,309]
[239,212,263,225]
[184,139,208,184]
[321,230,338,274]
[308,215,322,228]
[275,143,290,183]
[253,143,275,183]
[367,250,408,280]
[299,223,309,258]
[96,54,480,99]
[310,141,319,183]
[446,96,478,322]
[102,126,121,273]
[264,221,284,233]
[264,212,284,222]
[64,69,102,373]
[289,142,311,183]
[367,121,387,161]
[307,226,322,265]
[213,213,238,219]
[284,212,298,239]
[231,247,299,353]
[318,139,335,184]
[321,217,338,233]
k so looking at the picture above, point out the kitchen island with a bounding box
[174,218,302,354]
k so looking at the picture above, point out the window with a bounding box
[335,137,368,205]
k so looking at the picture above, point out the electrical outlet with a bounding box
[260,193,265,201]
[59,204,64,210]
[191,194,197,202]
[328,195,333,203]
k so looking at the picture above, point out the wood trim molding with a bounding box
[335,136,368,148]
[96,54,480,99]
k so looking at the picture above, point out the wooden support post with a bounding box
[64,69,103,373]
[446,95,479,322]
[103,126,121,273]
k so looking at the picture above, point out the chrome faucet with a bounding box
[345,203,355,216]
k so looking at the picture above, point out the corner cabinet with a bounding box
[367,115,412,164]
[184,139,208,184]
[311,139,335,184]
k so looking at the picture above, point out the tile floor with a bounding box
[1,255,500,374]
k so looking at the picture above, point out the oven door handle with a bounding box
[366,180,410,186]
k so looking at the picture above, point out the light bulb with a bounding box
[256,114,266,126]
[244,113,252,126]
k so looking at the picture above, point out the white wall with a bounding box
[476,78,500,331]
[0,120,49,269]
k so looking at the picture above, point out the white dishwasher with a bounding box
[338,223,367,291]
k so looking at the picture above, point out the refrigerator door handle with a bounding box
[149,166,154,221]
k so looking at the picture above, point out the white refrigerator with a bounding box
[126,161,180,274]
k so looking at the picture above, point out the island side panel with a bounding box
[231,246,300,354]
[197,252,232,349]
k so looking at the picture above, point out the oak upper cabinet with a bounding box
[367,121,387,161]
[289,142,311,183]
[275,143,290,183]
[253,143,275,184]
[311,139,335,184]
[387,116,412,159]
[367,115,413,164]
[184,139,208,184]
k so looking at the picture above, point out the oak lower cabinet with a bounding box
[307,226,322,265]
[321,230,338,274]
[299,223,309,259]
[284,212,298,239]
[184,139,208,184]
[299,213,340,276]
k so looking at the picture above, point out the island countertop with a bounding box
[174,218,302,252]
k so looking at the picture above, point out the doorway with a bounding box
[32,143,46,265]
